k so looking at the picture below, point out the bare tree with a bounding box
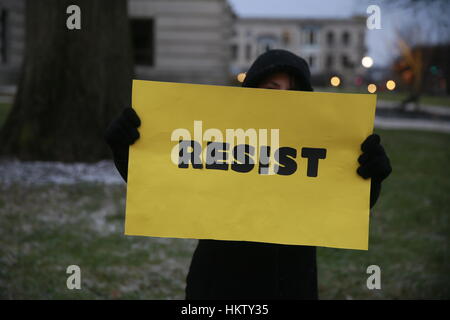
[386,0,450,44]
[0,0,133,161]
[394,23,426,111]
[383,0,450,110]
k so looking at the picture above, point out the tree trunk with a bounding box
[0,0,133,162]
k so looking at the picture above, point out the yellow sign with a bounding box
[125,80,376,250]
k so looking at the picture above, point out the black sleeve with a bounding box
[113,157,129,182]
[370,179,382,209]
[109,144,129,183]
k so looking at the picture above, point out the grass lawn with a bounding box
[317,129,450,299]
[0,129,449,299]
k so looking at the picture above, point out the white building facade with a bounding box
[230,16,368,87]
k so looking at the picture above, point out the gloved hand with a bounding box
[104,107,141,182]
[357,134,392,208]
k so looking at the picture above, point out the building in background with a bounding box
[0,1,368,90]
[0,0,25,89]
[230,16,368,87]
[128,0,235,85]
[0,0,235,89]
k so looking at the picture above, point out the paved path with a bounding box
[375,100,450,133]
[377,99,450,117]
[375,116,450,133]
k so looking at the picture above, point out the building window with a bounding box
[257,34,278,54]
[245,44,251,61]
[309,31,315,45]
[0,9,8,63]
[326,31,334,47]
[305,29,316,45]
[308,55,316,68]
[342,31,350,46]
[302,26,318,46]
[130,18,154,66]
[282,30,291,46]
[326,54,333,69]
[231,44,238,60]
[341,54,353,69]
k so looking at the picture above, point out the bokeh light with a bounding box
[237,72,246,83]
[330,76,341,87]
[386,80,396,91]
[362,56,374,68]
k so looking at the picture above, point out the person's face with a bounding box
[258,72,295,90]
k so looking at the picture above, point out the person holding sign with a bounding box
[105,49,392,299]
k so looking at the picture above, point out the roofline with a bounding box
[236,15,367,24]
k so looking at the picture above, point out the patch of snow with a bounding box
[0,160,125,186]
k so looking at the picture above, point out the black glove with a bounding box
[104,107,141,182]
[357,134,392,208]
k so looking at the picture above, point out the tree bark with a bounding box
[0,0,133,162]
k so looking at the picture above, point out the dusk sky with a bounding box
[228,0,365,18]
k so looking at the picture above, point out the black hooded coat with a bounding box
[107,49,384,300]
[185,50,319,300]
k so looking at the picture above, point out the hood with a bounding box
[242,49,313,92]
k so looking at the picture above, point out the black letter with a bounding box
[274,147,297,175]
[206,141,229,170]
[231,144,255,173]
[301,147,327,177]
[258,146,271,175]
[178,140,203,169]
